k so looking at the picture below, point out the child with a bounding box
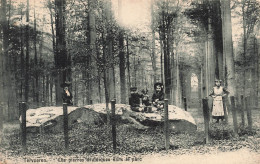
[152,82,164,110]
[209,79,229,123]
[61,81,73,106]
[141,89,150,106]
[129,87,142,112]
[141,89,151,112]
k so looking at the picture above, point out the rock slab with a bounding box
[23,104,197,133]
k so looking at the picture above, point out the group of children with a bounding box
[62,79,229,123]
[129,82,165,112]
[129,79,229,123]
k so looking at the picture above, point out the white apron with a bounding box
[211,86,227,117]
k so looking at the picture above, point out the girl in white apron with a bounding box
[209,79,229,123]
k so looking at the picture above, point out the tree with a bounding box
[54,0,70,106]
[33,0,39,106]
[222,0,237,91]
[118,0,126,104]
[25,0,30,102]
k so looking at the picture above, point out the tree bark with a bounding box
[151,0,157,83]
[25,0,30,102]
[118,0,126,104]
[221,0,236,96]
[87,0,97,104]
[54,0,69,106]
[0,0,5,130]
[33,2,39,106]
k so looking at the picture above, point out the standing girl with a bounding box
[209,79,229,123]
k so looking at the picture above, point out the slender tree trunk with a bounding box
[25,0,30,102]
[118,0,126,104]
[0,0,5,131]
[50,76,53,105]
[159,32,164,83]
[48,0,55,106]
[87,0,97,104]
[255,37,259,107]
[73,74,78,106]
[55,0,69,106]
[126,36,131,97]
[42,75,45,106]
[46,75,49,106]
[151,0,157,83]
[105,0,115,102]
[19,8,24,101]
[1,0,10,120]
[242,1,247,99]
[33,2,39,106]
[102,36,110,124]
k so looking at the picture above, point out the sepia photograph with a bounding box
[0,0,259,163]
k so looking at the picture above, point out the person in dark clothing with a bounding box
[61,82,73,106]
[141,89,152,112]
[129,87,142,112]
[152,82,164,110]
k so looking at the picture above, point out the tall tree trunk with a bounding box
[87,0,97,104]
[55,0,69,106]
[19,8,24,101]
[46,75,49,106]
[101,32,111,124]
[33,2,39,107]
[151,0,157,83]
[1,0,10,120]
[0,0,5,131]
[25,0,30,102]
[255,37,259,107]
[118,0,126,104]
[221,0,236,96]
[50,76,53,105]
[105,0,115,102]
[126,36,131,97]
[48,0,55,106]
[73,74,78,106]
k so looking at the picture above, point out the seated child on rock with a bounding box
[152,82,164,110]
[129,87,142,112]
[141,89,152,112]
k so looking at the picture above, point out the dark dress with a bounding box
[152,92,164,103]
[152,92,164,109]
[142,94,150,106]
[129,93,142,111]
[62,90,73,106]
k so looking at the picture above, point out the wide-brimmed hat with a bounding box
[60,81,71,88]
[130,86,137,91]
[154,82,163,89]
[215,79,222,83]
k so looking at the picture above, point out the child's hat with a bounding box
[130,86,137,91]
[154,82,163,89]
[215,79,222,82]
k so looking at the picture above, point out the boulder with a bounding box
[23,106,103,133]
[85,103,197,133]
[23,103,196,133]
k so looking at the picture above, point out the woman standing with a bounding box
[209,79,229,123]
[61,82,73,106]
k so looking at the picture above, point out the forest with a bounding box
[0,0,259,122]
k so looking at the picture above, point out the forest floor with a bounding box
[0,107,259,164]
